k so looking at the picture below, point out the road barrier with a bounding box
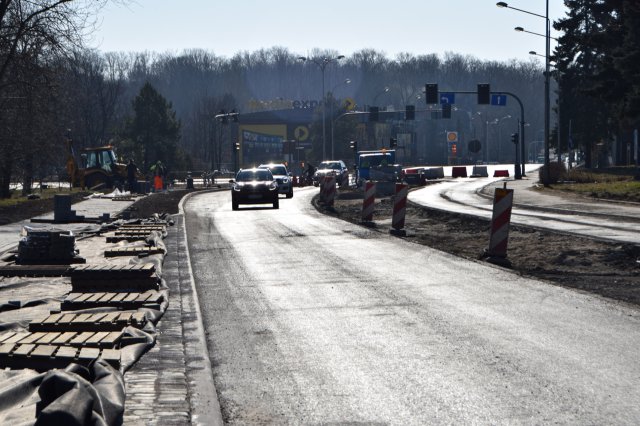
[493,169,510,177]
[390,183,408,236]
[451,166,468,178]
[424,167,444,180]
[320,176,336,206]
[361,181,376,222]
[485,185,514,266]
[471,166,489,177]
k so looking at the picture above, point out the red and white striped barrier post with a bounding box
[485,185,514,266]
[390,183,408,236]
[319,176,326,203]
[321,175,336,206]
[361,181,376,223]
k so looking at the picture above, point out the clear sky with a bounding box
[89,0,567,63]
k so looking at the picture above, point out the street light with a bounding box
[515,26,558,41]
[368,87,390,148]
[298,54,345,160]
[372,86,390,106]
[529,51,557,64]
[497,0,551,184]
[486,118,499,163]
[330,78,351,159]
[495,115,512,162]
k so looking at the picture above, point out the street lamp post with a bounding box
[497,1,551,184]
[486,118,499,163]
[370,87,390,148]
[372,86,390,107]
[298,55,345,160]
[496,115,512,162]
[330,78,351,159]
[515,26,558,41]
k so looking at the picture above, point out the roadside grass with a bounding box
[550,167,640,203]
[0,187,81,208]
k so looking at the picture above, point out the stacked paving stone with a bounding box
[0,221,168,372]
[17,229,82,264]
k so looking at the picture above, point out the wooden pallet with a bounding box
[29,311,147,332]
[70,263,156,278]
[0,264,71,277]
[106,235,148,243]
[0,342,120,370]
[15,255,86,265]
[62,290,163,310]
[114,230,158,236]
[118,225,166,231]
[71,278,159,292]
[0,330,123,349]
[70,264,159,292]
[104,247,165,257]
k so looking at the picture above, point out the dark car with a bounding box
[313,160,349,187]
[231,168,279,210]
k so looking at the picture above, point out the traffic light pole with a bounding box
[437,90,525,179]
[337,90,525,180]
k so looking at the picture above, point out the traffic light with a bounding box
[442,103,452,119]
[477,83,490,104]
[349,140,358,151]
[425,83,438,104]
[511,132,519,144]
[405,105,415,120]
[234,141,240,151]
[369,106,379,121]
[451,143,457,156]
[390,137,397,148]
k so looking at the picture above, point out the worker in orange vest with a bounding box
[150,160,165,192]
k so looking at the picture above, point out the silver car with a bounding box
[258,163,293,198]
[313,160,349,187]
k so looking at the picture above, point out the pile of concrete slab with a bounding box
[17,228,81,264]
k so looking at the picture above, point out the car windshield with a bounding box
[266,165,287,175]
[319,162,341,170]
[362,154,391,167]
[236,169,272,182]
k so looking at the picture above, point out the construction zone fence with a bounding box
[169,170,235,188]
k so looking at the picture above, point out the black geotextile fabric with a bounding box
[35,360,125,426]
[0,218,173,424]
[0,360,125,426]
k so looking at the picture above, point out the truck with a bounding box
[66,145,130,190]
[355,149,399,186]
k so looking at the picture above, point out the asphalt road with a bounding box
[185,187,640,425]
[409,167,640,244]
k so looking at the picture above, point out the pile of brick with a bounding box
[17,228,81,264]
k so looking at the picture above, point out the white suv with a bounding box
[258,163,293,198]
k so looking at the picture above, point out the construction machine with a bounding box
[66,144,130,190]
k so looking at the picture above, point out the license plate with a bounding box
[248,194,262,200]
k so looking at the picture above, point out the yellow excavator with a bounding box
[66,144,130,190]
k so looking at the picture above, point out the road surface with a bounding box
[184,187,640,425]
[409,165,640,244]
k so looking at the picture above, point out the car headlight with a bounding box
[282,178,289,183]
[232,184,241,192]
[269,182,278,190]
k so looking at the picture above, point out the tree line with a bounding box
[6,1,636,198]
[554,0,640,168]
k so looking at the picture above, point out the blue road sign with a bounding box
[491,94,507,106]
[440,92,455,104]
